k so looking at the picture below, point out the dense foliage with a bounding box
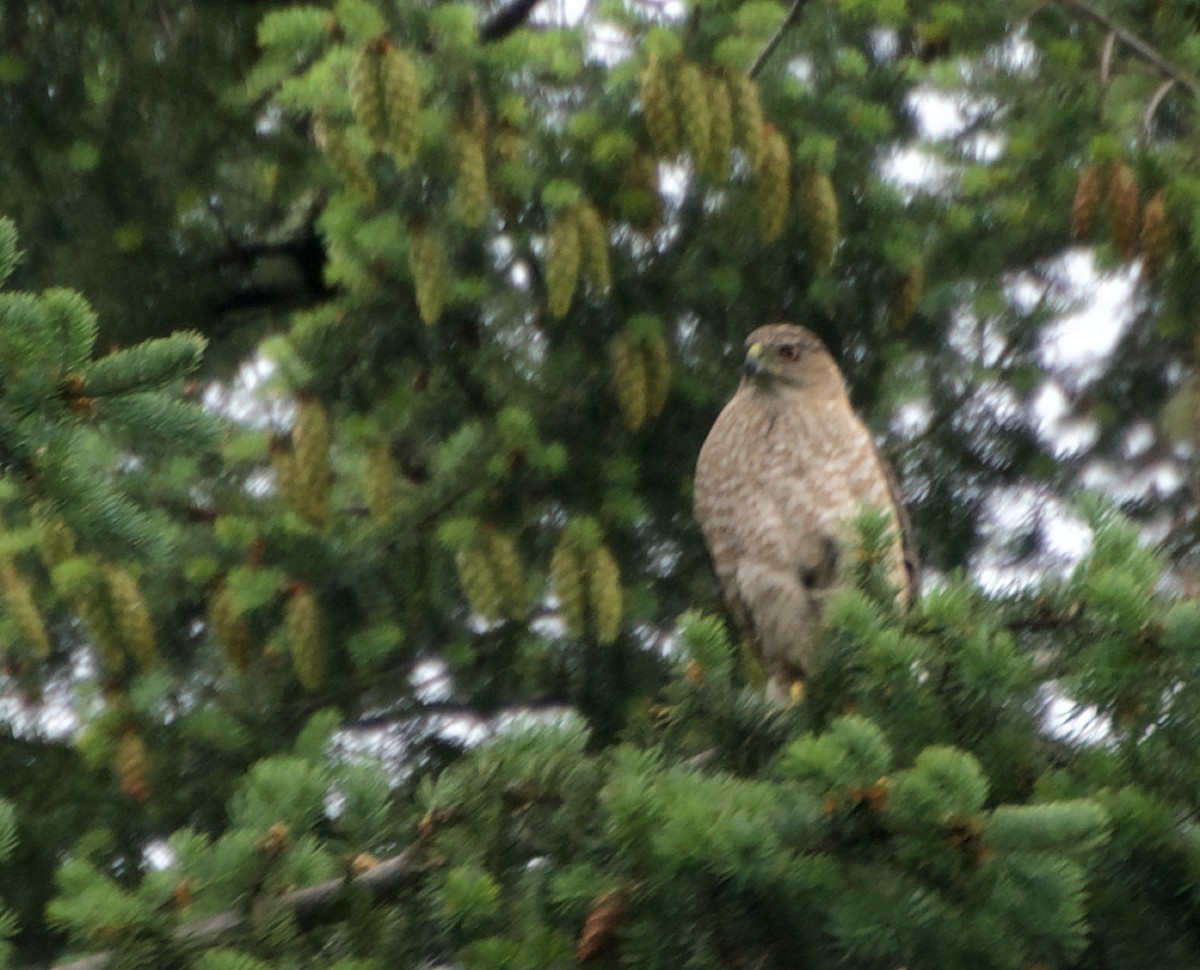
[1,0,1200,966]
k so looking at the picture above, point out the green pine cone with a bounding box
[546,211,581,319]
[410,228,446,326]
[703,73,733,181]
[756,127,790,242]
[586,545,623,644]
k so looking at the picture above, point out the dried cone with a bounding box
[285,583,324,690]
[1,564,50,657]
[639,53,679,156]
[703,73,733,181]
[545,210,581,319]
[550,538,586,638]
[487,531,527,621]
[364,441,397,525]
[756,126,790,242]
[454,128,489,229]
[292,397,332,530]
[587,545,623,644]
[642,333,672,418]
[1140,188,1173,280]
[577,891,626,963]
[104,565,157,671]
[889,261,925,332]
[674,61,711,163]
[454,545,502,620]
[799,169,839,272]
[209,582,254,672]
[574,201,611,296]
[1069,162,1104,240]
[728,74,765,172]
[410,227,446,326]
[1107,160,1140,260]
[611,333,649,432]
[116,729,150,803]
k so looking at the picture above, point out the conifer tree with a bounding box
[1,0,1200,968]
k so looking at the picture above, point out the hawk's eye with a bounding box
[779,345,800,362]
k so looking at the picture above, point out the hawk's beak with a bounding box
[743,342,764,378]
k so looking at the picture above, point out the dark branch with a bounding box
[46,844,426,970]
[748,0,811,78]
[1051,0,1200,97]
[479,0,547,43]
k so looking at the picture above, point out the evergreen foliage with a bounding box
[1,0,1200,967]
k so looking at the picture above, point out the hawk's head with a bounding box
[740,323,841,393]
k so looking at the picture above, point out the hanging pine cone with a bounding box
[587,545,623,644]
[350,39,392,149]
[674,60,711,164]
[116,729,150,803]
[545,210,581,318]
[209,581,254,672]
[577,891,626,963]
[292,396,332,530]
[32,503,75,569]
[410,227,446,326]
[487,530,527,621]
[104,564,157,671]
[799,169,839,272]
[382,46,420,166]
[640,53,679,156]
[728,74,765,172]
[611,333,649,432]
[1107,160,1140,260]
[888,261,925,332]
[574,201,611,296]
[1140,188,1173,280]
[454,545,502,620]
[1,564,50,658]
[350,38,421,166]
[756,125,790,242]
[285,582,324,690]
[453,128,489,229]
[550,537,587,638]
[703,73,733,181]
[1069,162,1104,240]
[313,116,376,201]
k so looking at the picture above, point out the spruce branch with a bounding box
[1052,0,1200,97]
[45,843,426,970]
[748,0,812,78]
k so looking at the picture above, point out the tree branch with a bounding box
[1052,0,1200,97]
[479,0,546,43]
[46,844,426,970]
[748,0,811,79]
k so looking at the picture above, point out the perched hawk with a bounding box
[693,323,916,698]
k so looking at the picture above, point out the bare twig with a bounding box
[1098,30,1116,84]
[46,844,426,970]
[1052,0,1200,97]
[1142,78,1177,137]
[747,0,811,79]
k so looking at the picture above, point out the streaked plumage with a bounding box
[694,323,915,697]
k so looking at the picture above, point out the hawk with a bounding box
[693,323,916,698]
